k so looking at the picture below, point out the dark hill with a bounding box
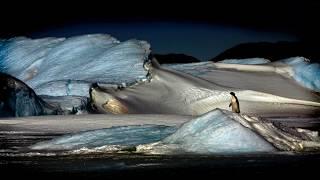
[210,41,320,62]
[153,53,201,64]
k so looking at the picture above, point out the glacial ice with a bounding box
[0,34,151,97]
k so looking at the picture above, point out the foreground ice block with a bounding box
[30,108,320,154]
[31,109,298,154]
[137,109,276,154]
[138,109,320,154]
[30,125,177,151]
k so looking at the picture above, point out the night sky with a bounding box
[1,1,319,60]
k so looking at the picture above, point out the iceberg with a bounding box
[32,109,320,154]
[30,109,275,153]
[137,109,276,154]
[0,34,151,97]
[138,109,320,154]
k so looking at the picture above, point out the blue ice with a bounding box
[31,109,275,154]
[0,34,150,96]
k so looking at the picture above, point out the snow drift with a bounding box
[167,57,320,92]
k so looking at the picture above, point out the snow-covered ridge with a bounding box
[167,57,320,92]
[0,34,151,97]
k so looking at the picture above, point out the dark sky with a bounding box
[1,1,318,60]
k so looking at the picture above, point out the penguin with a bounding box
[229,92,240,113]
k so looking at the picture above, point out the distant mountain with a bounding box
[153,53,201,64]
[210,41,320,62]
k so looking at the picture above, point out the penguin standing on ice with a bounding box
[229,92,240,113]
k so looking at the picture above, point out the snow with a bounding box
[214,57,320,92]
[217,58,271,64]
[0,34,151,96]
[167,57,320,93]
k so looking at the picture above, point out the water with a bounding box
[1,131,319,178]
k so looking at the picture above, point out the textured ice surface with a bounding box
[0,34,151,96]
[137,109,276,154]
[31,109,277,154]
[217,58,271,64]
[280,57,320,92]
[30,125,177,151]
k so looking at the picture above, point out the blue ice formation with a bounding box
[30,125,177,151]
[280,57,320,92]
[0,34,151,96]
[156,109,275,153]
[217,58,271,64]
[31,109,275,153]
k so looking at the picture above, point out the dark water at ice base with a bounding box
[1,129,320,178]
[1,152,320,178]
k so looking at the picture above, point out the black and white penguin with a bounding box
[229,92,240,113]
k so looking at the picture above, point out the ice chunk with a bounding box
[0,34,151,96]
[137,109,275,154]
[31,109,277,154]
[30,108,320,154]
